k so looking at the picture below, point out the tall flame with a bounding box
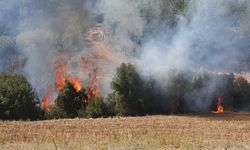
[55,63,67,91]
[212,96,224,114]
[54,54,82,92]
[41,89,52,111]
[86,67,100,100]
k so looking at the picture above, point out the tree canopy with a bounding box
[0,73,42,120]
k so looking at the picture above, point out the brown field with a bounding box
[0,113,250,150]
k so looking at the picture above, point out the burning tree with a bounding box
[40,52,101,112]
[55,81,87,118]
[40,51,104,118]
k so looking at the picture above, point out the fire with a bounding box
[54,54,82,92]
[212,96,224,114]
[41,51,102,111]
[68,77,81,92]
[86,67,100,100]
[41,89,52,111]
[81,55,101,100]
[55,63,67,91]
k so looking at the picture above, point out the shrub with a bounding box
[45,106,67,119]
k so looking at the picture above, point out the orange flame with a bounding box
[54,54,82,92]
[68,77,81,92]
[55,63,67,91]
[86,67,100,100]
[41,89,52,111]
[212,96,224,114]
[41,52,102,111]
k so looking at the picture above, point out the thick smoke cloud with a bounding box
[0,0,250,110]
[0,0,98,96]
[98,0,250,111]
[97,0,250,72]
[96,0,146,55]
[138,0,250,73]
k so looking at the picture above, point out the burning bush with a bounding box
[0,73,43,120]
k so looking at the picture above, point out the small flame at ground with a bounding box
[212,96,224,114]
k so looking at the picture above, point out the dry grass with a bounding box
[0,113,250,150]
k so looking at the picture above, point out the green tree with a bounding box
[233,77,250,110]
[85,97,109,118]
[111,63,144,116]
[105,92,116,116]
[45,106,66,119]
[0,73,42,120]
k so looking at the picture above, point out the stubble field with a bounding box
[0,113,250,150]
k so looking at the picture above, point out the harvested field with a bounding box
[0,114,250,150]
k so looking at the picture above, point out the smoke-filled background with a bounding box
[0,0,250,111]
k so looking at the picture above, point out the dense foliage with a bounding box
[1,63,250,121]
[85,97,109,118]
[110,63,250,116]
[111,63,145,116]
[55,81,87,118]
[232,77,250,110]
[47,82,109,119]
[0,73,43,120]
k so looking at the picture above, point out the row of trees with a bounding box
[1,63,250,120]
[112,64,250,116]
[0,73,110,120]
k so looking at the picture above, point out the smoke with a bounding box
[0,0,250,111]
[0,0,99,97]
[96,0,146,56]
[97,0,250,111]
[96,0,250,72]
[139,0,250,111]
